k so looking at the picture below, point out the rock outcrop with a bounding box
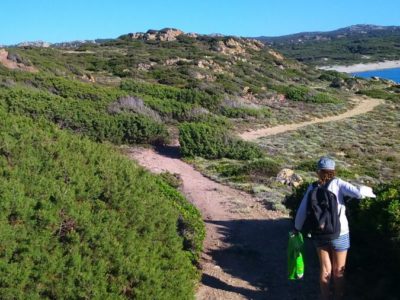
[211,38,264,55]
[81,73,95,83]
[196,59,225,74]
[276,169,303,187]
[164,57,192,66]
[137,62,156,71]
[128,28,184,41]
[0,49,37,72]
[17,41,50,48]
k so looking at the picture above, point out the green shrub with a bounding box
[346,181,400,299]
[285,85,310,101]
[1,88,168,145]
[0,108,204,299]
[285,180,400,299]
[319,70,349,81]
[310,92,341,104]
[295,160,316,172]
[143,96,205,122]
[120,80,220,109]
[272,85,341,103]
[283,181,311,218]
[179,122,263,160]
[219,106,271,119]
[215,158,281,183]
[357,89,399,102]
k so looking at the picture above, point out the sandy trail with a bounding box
[128,146,318,299]
[239,97,383,141]
[127,97,383,299]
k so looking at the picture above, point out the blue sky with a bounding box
[1,0,399,44]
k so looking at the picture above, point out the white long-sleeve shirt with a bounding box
[294,178,362,236]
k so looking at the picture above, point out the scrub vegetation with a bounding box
[0,29,398,298]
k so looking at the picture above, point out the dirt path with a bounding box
[127,97,383,299]
[239,97,383,141]
[128,146,319,299]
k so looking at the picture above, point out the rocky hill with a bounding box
[257,24,400,44]
[1,27,357,135]
[1,28,324,98]
[256,24,400,65]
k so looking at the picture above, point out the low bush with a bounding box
[272,85,341,103]
[219,106,271,119]
[107,96,162,122]
[319,70,349,82]
[0,70,124,101]
[357,89,399,102]
[179,122,263,160]
[0,108,204,299]
[285,180,400,299]
[215,158,281,183]
[283,181,310,218]
[120,80,220,109]
[143,96,207,122]
[278,85,310,102]
[1,88,168,145]
[346,180,400,299]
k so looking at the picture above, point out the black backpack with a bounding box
[303,179,341,241]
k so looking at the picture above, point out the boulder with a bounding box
[276,169,303,187]
[185,32,198,38]
[137,62,155,71]
[158,28,184,41]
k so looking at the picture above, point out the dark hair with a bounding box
[318,169,336,185]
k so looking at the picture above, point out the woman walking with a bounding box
[294,157,363,300]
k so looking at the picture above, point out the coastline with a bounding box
[318,60,400,73]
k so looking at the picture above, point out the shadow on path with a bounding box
[154,144,181,159]
[201,274,264,299]
[203,218,320,300]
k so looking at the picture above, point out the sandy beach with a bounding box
[319,60,400,73]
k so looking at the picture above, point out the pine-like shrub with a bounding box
[179,122,263,160]
[1,88,168,145]
[0,109,204,299]
[346,181,400,299]
[120,80,220,109]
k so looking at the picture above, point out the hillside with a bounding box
[1,28,399,298]
[1,28,363,135]
[256,24,400,66]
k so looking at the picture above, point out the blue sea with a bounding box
[352,67,400,83]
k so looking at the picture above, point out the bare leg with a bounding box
[332,250,347,300]
[316,247,332,300]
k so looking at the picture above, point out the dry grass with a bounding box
[257,101,400,183]
[191,98,399,212]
